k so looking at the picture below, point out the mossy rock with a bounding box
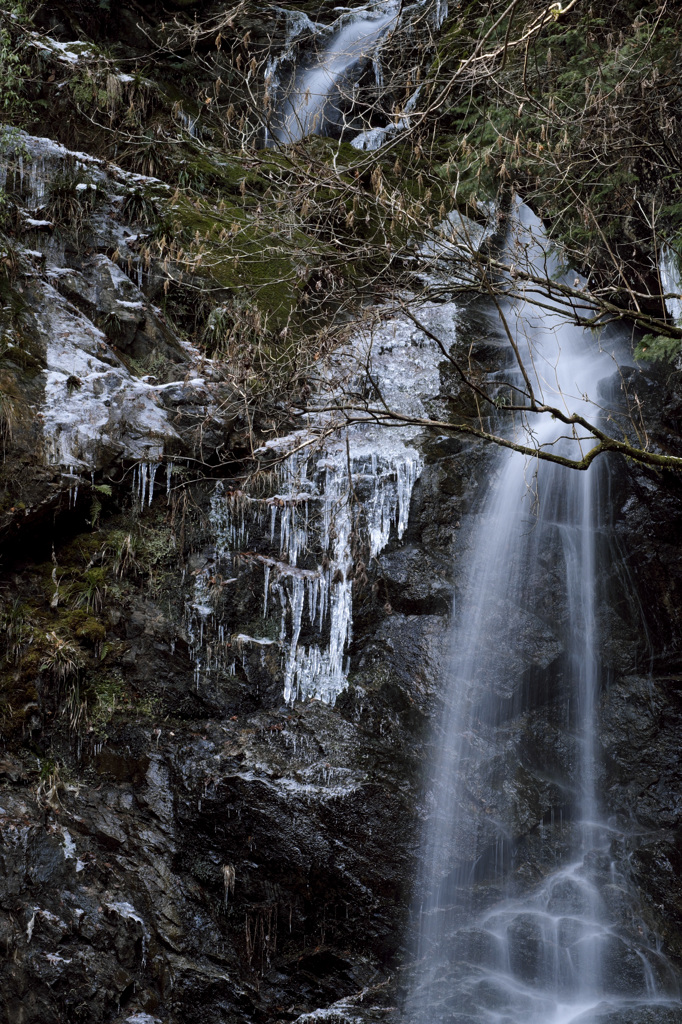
[52,608,106,647]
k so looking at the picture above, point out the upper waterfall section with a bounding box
[267,0,448,146]
[269,1,399,145]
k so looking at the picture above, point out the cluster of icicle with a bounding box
[187,438,421,705]
[131,461,174,508]
[660,243,682,329]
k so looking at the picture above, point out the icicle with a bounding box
[308,575,318,627]
[282,577,306,703]
[139,462,148,507]
[148,461,158,506]
[660,244,682,327]
[263,564,270,618]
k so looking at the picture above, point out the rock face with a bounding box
[0,272,465,1022]
[3,276,682,1024]
[0,127,248,551]
[2,4,682,1024]
[600,407,682,967]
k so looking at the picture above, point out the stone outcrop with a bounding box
[1,3,682,1023]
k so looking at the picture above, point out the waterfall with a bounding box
[408,202,681,1023]
[270,1,400,145]
[267,0,451,146]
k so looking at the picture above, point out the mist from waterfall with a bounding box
[408,202,681,1024]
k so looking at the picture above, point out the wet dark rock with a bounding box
[505,914,545,983]
[349,612,448,718]
[590,1009,682,1024]
[448,927,503,971]
[545,877,593,916]
[376,547,453,615]
[599,935,650,996]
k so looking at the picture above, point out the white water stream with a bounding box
[270,1,400,144]
[268,0,448,146]
[408,204,681,1023]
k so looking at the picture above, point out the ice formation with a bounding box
[187,438,422,706]
[0,128,221,493]
[186,290,460,705]
[660,243,682,328]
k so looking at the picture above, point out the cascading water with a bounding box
[264,10,680,1014]
[407,203,682,1024]
[268,0,449,146]
[269,1,400,144]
